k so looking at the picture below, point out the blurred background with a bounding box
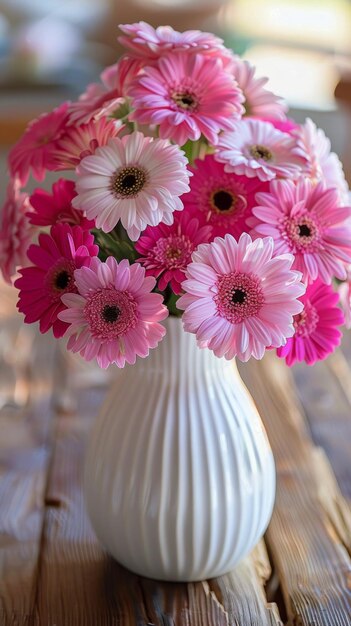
[0,0,351,202]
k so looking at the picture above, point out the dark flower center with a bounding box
[55,270,71,290]
[298,224,312,237]
[102,304,121,323]
[232,288,246,304]
[112,166,146,197]
[284,214,319,252]
[250,144,272,161]
[215,271,265,324]
[212,190,235,213]
[165,246,182,261]
[172,90,198,111]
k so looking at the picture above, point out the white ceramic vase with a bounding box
[84,317,276,581]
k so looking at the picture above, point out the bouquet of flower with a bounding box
[1,21,351,369]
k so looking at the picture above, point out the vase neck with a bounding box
[132,317,235,378]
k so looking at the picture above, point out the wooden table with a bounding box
[1,283,351,626]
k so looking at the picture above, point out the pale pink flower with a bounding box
[135,211,212,294]
[183,155,267,239]
[68,57,142,126]
[68,82,124,126]
[59,256,168,368]
[277,280,344,366]
[100,56,143,95]
[231,58,287,120]
[128,53,244,146]
[216,119,306,182]
[295,118,349,203]
[118,21,228,59]
[8,103,69,185]
[178,233,305,361]
[0,179,34,283]
[72,132,191,240]
[52,117,122,170]
[250,178,351,284]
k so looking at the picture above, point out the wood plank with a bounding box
[0,324,56,626]
[293,355,351,502]
[311,448,351,555]
[36,363,281,625]
[239,355,351,626]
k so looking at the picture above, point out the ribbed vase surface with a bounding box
[84,317,275,581]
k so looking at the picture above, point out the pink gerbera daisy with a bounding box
[135,211,212,294]
[15,224,98,338]
[128,53,244,146]
[28,179,94,228]
[67,58,142,126]
[72,132,191,240]
[52,117,122,171]
[183,155,267,239]
[8,103,69,185]
[178,233,305,361]
[277,280,344,366]
[216,119,306,181]
[295,118,349,203]
[0,179,34,284]
[250,178,351,284]
[58,256,168,368]
[118,21,228,59]
[68,77,122,127]
[101,56,143,96]
[231,58,287,120]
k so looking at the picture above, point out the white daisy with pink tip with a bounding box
[72,131,191,240]
[216,118,307,181]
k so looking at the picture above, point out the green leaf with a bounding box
[165,291,182,317]
[93,229,137,263]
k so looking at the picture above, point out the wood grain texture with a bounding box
[239,355,351,626]
[293,354,351,503]
[0,324,56,626]
[36,372,280,626]
[2,296,351,625]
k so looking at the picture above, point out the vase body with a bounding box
[84,317,275,581]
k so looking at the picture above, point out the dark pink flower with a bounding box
[28,179,94,228]
[0,179,34,283]
[277,280,344,365]
[135,211,212,294]
[183,155,267,239]
[15,224,98,338]
[8,103,70,185]
[259,117,299,134]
